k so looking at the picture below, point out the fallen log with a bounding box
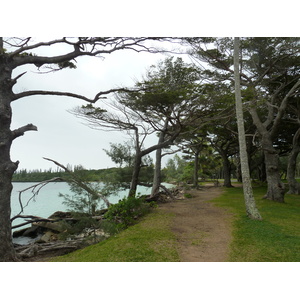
[16,240,84,259]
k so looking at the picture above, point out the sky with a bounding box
[4,2,298,172]
[9,39,188,171]
[2,3,298,296]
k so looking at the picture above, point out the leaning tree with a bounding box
[186,37,300,202]
[117,57,210,196]
[0,37,164,261]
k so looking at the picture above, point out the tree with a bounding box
[233,37,262,220]
[71,97,183,198]
[119,57,219,196]
[287,128,300,193]
[0,37,163,261]
[103,141,135,168]
[187,37,300,202]
[44,158,111,214]
[72,57,210,197]
[103,141,154,192]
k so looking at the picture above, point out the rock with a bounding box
[48,211,73,219]
[38,231,57,243]
[13,227,28,238]
[33,221,65,233]
[23,225,42,238]
[13,225,42,238]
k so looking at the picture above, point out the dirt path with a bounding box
[160,187,233,262]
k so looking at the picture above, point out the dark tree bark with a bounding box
[212,140,235,188]
[128,153,143,198]
[222,155,233,188]
[262,137,286,201]
[0,58,31,261]
[249,105,286,202]
[129,126,181,198]
[287,128,300,194]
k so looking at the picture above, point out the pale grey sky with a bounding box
[5,3,297,172]
[10,41,185,171]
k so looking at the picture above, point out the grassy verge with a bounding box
[212,186,300,262]
[51,209,180,262]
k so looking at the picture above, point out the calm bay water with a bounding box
[11,182,165,231]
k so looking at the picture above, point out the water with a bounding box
[11,181,167,231]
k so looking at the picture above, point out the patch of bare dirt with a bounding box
[159,187,233,262]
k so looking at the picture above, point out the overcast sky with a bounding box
[10,40,187,171]
[4,2,298,172]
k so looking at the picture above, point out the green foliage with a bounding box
[103,141,135,168]
[163,154,188,182]
[118,56,202,118]
[58,183,103,215]
[12,166,134,182]
[104,194,153,229]
[184,193,193,198]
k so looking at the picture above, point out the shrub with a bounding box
[104,195,153,229]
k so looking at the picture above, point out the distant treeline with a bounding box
[12,167,120,182]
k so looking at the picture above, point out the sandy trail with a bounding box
[160,187,233,262]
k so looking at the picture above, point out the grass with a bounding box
[51,209,180,262]
[212,186,300,262]
[51,185,300,262]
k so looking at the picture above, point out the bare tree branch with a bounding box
[8,37,167,69]
[12,88,132,102]
[11,177,64,221]
[11,123,38,140]
[43,157,111,207]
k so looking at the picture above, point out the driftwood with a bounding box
[15,240,83,259]
[11,215,56,230]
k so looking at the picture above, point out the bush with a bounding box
[104,195,153,229]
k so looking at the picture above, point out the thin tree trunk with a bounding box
[151,138,164,197]
[234,37,262,220]
[128,153,142,198]
[151,120,168,196]
[193,149,200,188]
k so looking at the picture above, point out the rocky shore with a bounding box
[13,210,109,261]
[13,186,185,261]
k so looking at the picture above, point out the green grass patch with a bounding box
[51,209,180,262]
[212,186,300,262]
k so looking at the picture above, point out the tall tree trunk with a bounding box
[261,134,285,202]
[219,150,233,187]
[235,156,242,182]
[128,153,142,198]
[151,146,163,197]
[151,136,164,197]
[287,127,300,194]
[193,149,200,188]
[0,64,19,261]
[151,120,168,196]
[233,37,262,220]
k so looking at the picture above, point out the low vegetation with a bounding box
[51,185,299,262]
[52,209,180,262]
[212,186,300,262]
